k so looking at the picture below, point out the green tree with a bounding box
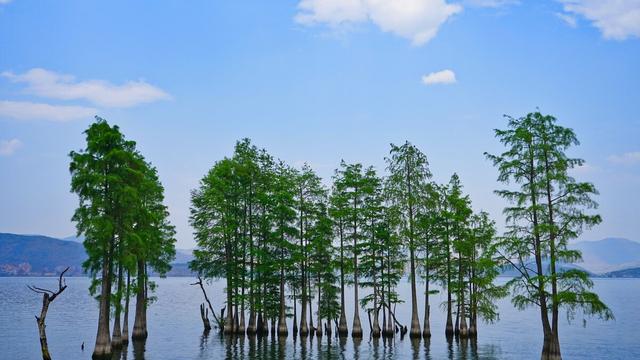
[329,169,351,337]
[70,117,174,358]
[486,112,613,360]
[333,161,368,338]
[385,141,432,338]
[70,118,139,359]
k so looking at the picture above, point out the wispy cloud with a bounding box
[0,0,13,4]
[0,100,96,122]
[2,68,171,108]
[0,138,22,156]
[422,69,456,85]
[295,0,462,46]
[555,12,577,27]
[558,0,640,40]
[608,151,640,165]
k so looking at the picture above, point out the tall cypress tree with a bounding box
[486,112,613,360]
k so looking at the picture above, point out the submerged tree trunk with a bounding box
[423,271,431,338]
[93,248,112,359]
[132,260,148,340]
[278,251,288,337]
[112,262,124,348]
[122,271,131,344]
[338,222,348,337]
[316,275,322,338]
[308,274,314,336]
[28,268,69,360]
[542,330,562,360]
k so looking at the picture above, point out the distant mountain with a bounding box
[600,267,640,278]
[500,259,591,277]
[174,248,194,264]
[0,233,86,276]
[570,238,640,274]
[0,233,194,277]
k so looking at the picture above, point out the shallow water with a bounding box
[1,277,638,359]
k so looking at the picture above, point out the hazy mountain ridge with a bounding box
[1,233,637,277]
[0,233,195,276]
[569,238,640,274]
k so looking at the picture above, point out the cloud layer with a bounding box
[0,138,22,156]
[559,0,640,40]
[422,69,457,85]
[608,151,640,165]
[0,100,97,122]
[2,68,171,108]
[295,0,462,45]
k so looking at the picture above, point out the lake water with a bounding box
[1,277,638,359]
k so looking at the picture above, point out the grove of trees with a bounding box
[69,117,177,360]
[66,112,612,360]
[189,139,507,343]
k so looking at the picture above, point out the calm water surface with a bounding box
[1,277,638,359]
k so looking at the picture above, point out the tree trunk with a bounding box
[316,274,322,338]
[122,271,130,344]
[542,331,562,360]
[352,239,363,338]
[29,268,69,360]
[423,266,431,338]
[132,260,147,340]
[93,251,112,359]
[278,260,288,337]
[406,163,421,339]
[112,262,124,348]
[338,220,348,337]
[308,274,314,336]
[36,300,52,360]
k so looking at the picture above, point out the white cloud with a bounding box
[421,69,456,85]
[0,0,13,4]
[0,100,96,122]
[608,151,640,165]
[2,68,171,108]
[555,12,577,27]
[559,0,640,40]
[295,0,462,46]
[0,138,22,156]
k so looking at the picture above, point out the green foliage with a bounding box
[487,111,612,344]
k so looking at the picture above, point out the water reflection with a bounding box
[133,340,146,360]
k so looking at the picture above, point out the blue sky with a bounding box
[0,0,638,248]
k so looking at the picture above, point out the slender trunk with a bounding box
[122,271,130,344]
[526,144,555,359]
[445,223,453,337]
[224,237,234,334]
[407,162,421,338]
[458,255,468,337]
[278,237,288,337]
[423,263,431,338]
[543,148,560,346]
[92,243,112,359]
[352,189,362,339]
[299,190,309,337]
[132,260,147,340]
[247,195,256,334]
[112,262,124,348]
[338,221,348,337]
[293,289,298,334]
[308,272,314,336]
[316,272,322,338]
[36,296,53,360]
